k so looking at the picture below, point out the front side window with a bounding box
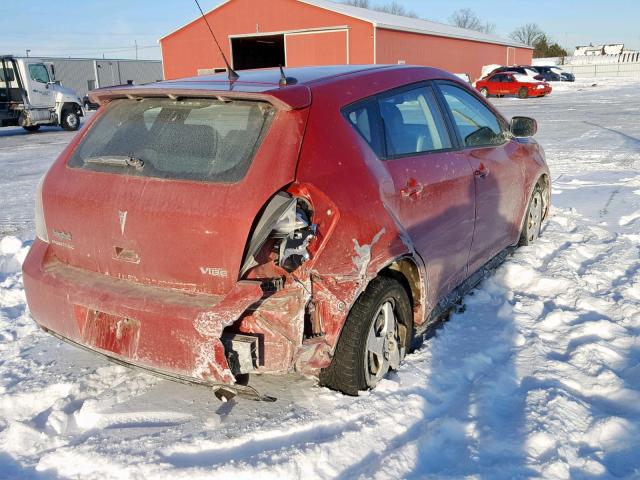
[28,64,50,84]
[68,98,275,183]
[378,86,451,157]
[439,84,505,148]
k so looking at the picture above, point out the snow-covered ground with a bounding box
[1,78,639,479]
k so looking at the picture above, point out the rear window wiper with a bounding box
[84,156,144,170]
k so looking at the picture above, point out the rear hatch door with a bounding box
[43,94,308,295]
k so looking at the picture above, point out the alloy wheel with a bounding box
[527,191,543,243]
[364,300,403,387]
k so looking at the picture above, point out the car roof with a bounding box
[90,64,459,110]
[162,65,414,88]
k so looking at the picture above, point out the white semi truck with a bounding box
[0,55,84,132]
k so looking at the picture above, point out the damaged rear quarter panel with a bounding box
[290,74,433,372]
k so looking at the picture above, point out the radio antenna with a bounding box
[193,0,239,81]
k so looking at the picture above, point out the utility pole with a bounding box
[25,49,30,58]
[135,40,138,60]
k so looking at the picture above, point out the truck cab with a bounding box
[0,55,84,132]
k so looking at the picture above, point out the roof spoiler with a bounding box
[89,82,312,111]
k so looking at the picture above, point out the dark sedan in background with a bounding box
[531,66,575,82]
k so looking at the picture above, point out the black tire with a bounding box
[319,276,414,396]
[518,87,529,99]
[22,125,40,132]
[519,183,544,246]
[60,108,80,131]
[479,87,489,98]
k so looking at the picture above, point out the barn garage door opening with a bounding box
[231,35,285,70]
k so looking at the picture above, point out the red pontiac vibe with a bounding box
[476,72,552,99]
[23,65,550,399]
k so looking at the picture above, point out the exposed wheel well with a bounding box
[379,257,423,326]
[61,102,83,117]
[537,174,551,220]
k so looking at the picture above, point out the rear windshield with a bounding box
[68,97,275,183]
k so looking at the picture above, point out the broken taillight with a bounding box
[271,198,316,271]
[240,193,316,279]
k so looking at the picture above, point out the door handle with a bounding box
[474,163,490,178]
[401,178,424,198]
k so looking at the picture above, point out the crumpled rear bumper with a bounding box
[22,240,264,385]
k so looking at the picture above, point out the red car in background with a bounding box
[23,65,550,399]
[476,72,552,99]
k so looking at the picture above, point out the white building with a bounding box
[574,44,625,56]
[16,57,163,97]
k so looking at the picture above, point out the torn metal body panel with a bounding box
[23,65,550,393]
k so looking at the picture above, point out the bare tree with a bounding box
[510,23,544,46]
[376,1,417,17]
[342,0,417,18]
[449,8,496,34]
[342,0,371,8]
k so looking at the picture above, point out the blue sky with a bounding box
[1,0,638,60]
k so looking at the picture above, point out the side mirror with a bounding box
[510,116,537,137]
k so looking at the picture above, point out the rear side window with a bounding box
[345,101,384,157]
[439,84,505,148]
[378,86,451,157]
[68,98,275,183]
[0,68,15,83]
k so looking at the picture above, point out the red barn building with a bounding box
[160,0,532,81]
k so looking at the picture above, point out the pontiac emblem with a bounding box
[118,210,128,235]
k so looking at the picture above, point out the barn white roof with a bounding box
[299,0,530,49]
[161,0,530,50]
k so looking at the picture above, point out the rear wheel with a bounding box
[518,87,529,99]
[479,87,489,98]
[319,277,414,396]
[61,108,80,131]
[22,125,40,132]
[519,184,544,246]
